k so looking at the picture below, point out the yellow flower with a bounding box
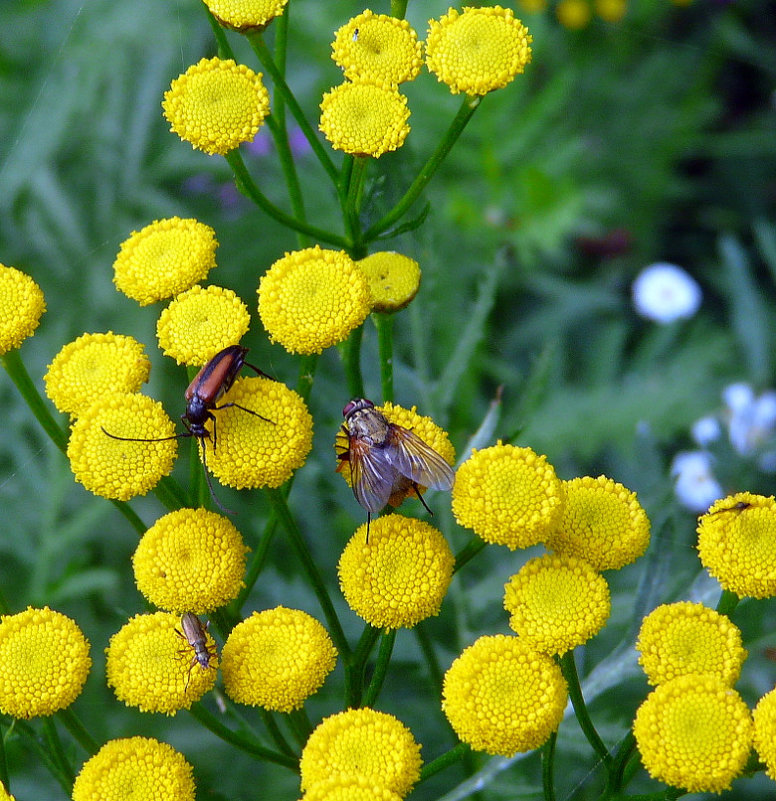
[67,392,177,501]
[636,602,747,687]
[451,441,564,550]
[319,81,410,158]
[0,780,15,801]
[503,554,610,655]
[357,252,421,313]
[203,0,287,31]
[425,6,532,96]
[753,688,776,781]
[221,607,336,712]
[72,737,195,801]
[595,0,627,22]
[697,492,776,599]
[519,0,548,11]
[633,675,752,793]
[300,708,422,796]
[44,332,150,417]
[113,217,218,306]
[338,515,454,629]
[332,11,423,87]
[133,508,249,613]
[106,612,217,714]
[442,634,567,756]
[258,246,370,355]
[157,285,250,366]
[0,607,91,719]
[0,264,45,356]
[303,776,403,801]
[205,376,313,489]
[556,0,592,28]
[163,57,270,156]
[544,475,650,571]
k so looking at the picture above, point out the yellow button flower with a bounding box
[221,607,337,712]
[442,634,567,756]
[595,0,627,22]
[0,780,14,801]
[0,264,45,356]
[544,475,650,571]
[425,6,532,96]
[203,0,287,31]
[258,245,370,355]
[157,284,250,366]
[72,737,195,801]
[636,602,747,687]
[204,376,313,489]
[332,11,423,87]
[300,708,422,796]
[303,776,403,801]
[633,674,753,793]
[338,515,454,629]
[556,0,592,28]
[697,492,776,599]
[503,553,610,655]
[356,252,421,313]
[113,217,218,306]
[319,81,411,158]
[753,688,776,781]
[452,441,564,550]
[44,332,151,417]
[133,508,249,613]
[0,607,91,719]
[163,57,270,156]
[67,392,177,501]
[106,612,217,714]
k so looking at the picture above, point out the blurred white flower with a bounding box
[632,262,702,324]
[691,415,722,447]
[671,451,723,513]
[724,384,776,456]
[722,382,755,413]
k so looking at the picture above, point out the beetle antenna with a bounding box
[199,439,235,516]
[242,360,277,382]
[101,427,191,443]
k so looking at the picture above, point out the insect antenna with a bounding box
[101,427,190,444]
[199,437,234,515]
[411,482,434,516]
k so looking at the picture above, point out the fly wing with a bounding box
[383,426,455,490]
[348,438,395,514]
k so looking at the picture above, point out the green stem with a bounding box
[338,327,365,400]
[0,719,9,791]
[390,0,409,18]
[259,708,298,759]
[559,651,612,769]
[604,731,637,796]
[41,718,74,788]
[346,624,382,708]
[56,708,99,756]
[15,720,72,795]
[364,94,481,242]
[264,487,350,660]
[188,702,298,770]
[154,475,189,513]
[296,354,318,405]
[265,115,309,249]
[419,742,471,781]
[225,150,348,248]
[286,708,313,748]
[344,156,369,257]
[414,621,443,694]
[453,537,486,573]
[233,513,278,613]
[716,589,740,616]
[363,628,396,707]
[373,313,394,403]
[203,4,236,61]
[542,730,557,801]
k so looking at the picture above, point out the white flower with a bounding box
[727,386,776,456]
[670,450,723,513]
[722,382,755,414]
[691,416,722,447]
[631,262,702,324]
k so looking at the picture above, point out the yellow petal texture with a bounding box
[753,688,776,781]
[0,780,14,801]
[0,264,45,356]
[0,607,91,719]
[72,737,195,801]
[203,0,287,30]
[221,607,337,712]
[302,776,403,801]
[633,675,752,793]
[356,252,421,312]
[442,634,567,756]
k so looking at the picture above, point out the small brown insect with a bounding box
[709,501,751,516]
[176,612,217,690]
[337,399,455,532]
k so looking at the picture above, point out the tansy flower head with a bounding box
[753,688,776,781]
[133,508,249,613]
[636,602,747,687]
[633,674,752,793]
[163,57,270,156]
[452,441,564,550]
[338,515,454,629]
[0,780,14,801]
[205,376,313,489]
[156,284,250,366]
[0,264,45,356]
[556,0,592,28]
[106,612,217,714]
[113,217,218,306]
[72,737,195,801]
[697,492,776,599]
[357,252,421,313]
[302,776,403,801]
[319,82,410,158]
[221,607,336,712]
[595,0,627,22]
[503,553,610,655]
[544,475,650,571]
[332,11,423,87]
[442,634,567,756]
[519,0,548,11]
[67,392,177,501]
[425,6,532,96]
[300,708,422,796]
[203,0,287,31]
[258,246,370,355]
[0,607,91,719]
[44,332,150,417]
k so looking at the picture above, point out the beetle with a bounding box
[102,345,273,513]
[176,612,217,691]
